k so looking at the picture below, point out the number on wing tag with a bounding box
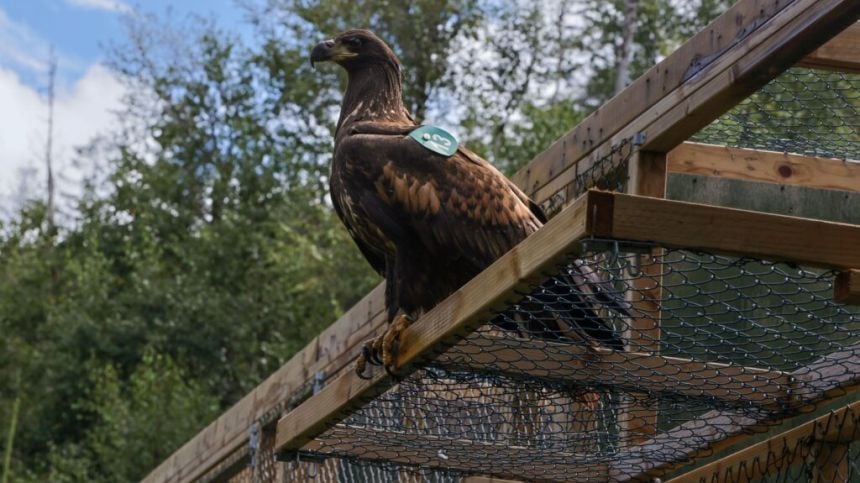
[409,125,459,157]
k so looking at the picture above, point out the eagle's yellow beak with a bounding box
[310,39,357,68]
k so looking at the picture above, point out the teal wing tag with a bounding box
[409,125,459,157]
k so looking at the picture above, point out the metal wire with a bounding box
[292,246,857,481]
[692,68,860,160]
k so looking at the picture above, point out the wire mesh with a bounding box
[682,406,860,483]
[692,68,860,161]
[292,243,859,482]
[539,137,633,218]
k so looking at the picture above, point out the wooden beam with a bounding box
[511,0,793,197]
[521,0,860,207]
[664,400,860,483]
[610,343,860,481]
[834,269,860,305]
[585,191,860,270]
[797,21,860,73]
[436,335,794,407]
[620,151,668,444]
[275,192,595,453]
[462,477,522,483]
[140,283,388,483]
[301,425,606,482]
[812,442,850,483]
[791,343,860,402]
[667,143,860,193]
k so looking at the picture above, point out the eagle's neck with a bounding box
[337,63,412,136]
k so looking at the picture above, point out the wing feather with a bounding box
[342,132,542,270]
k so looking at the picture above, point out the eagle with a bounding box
[310,30,629,378]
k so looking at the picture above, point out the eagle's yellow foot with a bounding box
[355,314,414,378]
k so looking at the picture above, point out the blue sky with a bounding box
[0,0,252,216]
[1,0,248,89]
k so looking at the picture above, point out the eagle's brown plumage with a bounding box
[311,30,627,375]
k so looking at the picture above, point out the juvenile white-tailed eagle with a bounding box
[310,30,628,377]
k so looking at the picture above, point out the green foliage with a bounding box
[578,0,734,109]
[13,351,218,483]
[259,0,481,120]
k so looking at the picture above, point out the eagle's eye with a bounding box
[344,37,362,48]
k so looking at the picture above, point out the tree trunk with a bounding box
[614,0,639,95]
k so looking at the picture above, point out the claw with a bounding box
[361,345,374,364]
[371,335,385,365]
[355,351,369,378]
[380,314,413,371]
[353,313,415,379]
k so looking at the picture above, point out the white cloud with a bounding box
[65,0,132,14]
[0,6,128,219]
[0,63,127,217]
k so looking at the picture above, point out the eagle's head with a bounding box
[310,29,400,72]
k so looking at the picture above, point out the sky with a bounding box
[0,0,248,217]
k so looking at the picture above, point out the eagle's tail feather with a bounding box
[493,260,629,350]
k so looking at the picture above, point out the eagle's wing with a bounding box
[339,130,542,271]
[331,193,386,276]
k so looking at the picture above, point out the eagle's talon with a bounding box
[371,334,386,364]
[384,362,400,380]
[379,314,413,372]
[361,344,379,366]
[355,352,369,378]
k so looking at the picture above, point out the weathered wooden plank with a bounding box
[610,409,762,481]
[641,0,860,153]
[302,425,606,482]
[586,191,860,270]
[511,0,795,197]
[610,343,860,481]
[462,477,523,483]
[437,335,794,406]
[664,400,860,483]
[797,21,860,73]
[791,343,860,402]
[527,0,860,206]
[620,151,667,444]
[834,270,860,305]
[668,143,860,192]
[667,173,860,225]
[812,442,850,483]
[275,192,594,453]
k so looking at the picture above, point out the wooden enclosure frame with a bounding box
[274,191,860,482]
[143,3,860,483]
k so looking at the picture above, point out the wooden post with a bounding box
[811,442,850,483]
[797,21,860,73]
[835,269,860,305]
[619,150,668,444]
